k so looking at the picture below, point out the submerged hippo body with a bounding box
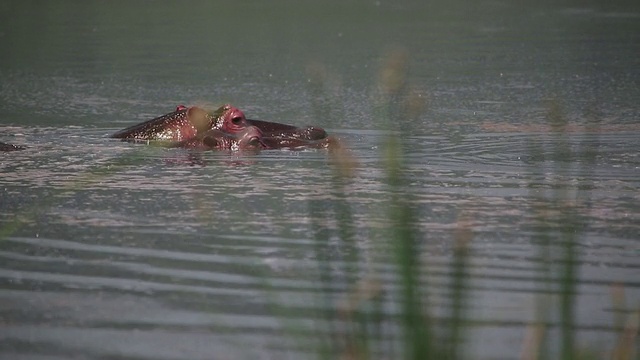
[111,106,215,141]
[111,104,332,150]
[176,125,334,151]
[0,141,25,152]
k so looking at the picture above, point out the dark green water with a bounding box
[1,1,639,359]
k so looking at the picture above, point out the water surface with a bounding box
[1,1,639,359]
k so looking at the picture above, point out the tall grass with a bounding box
[301,49,471,360]
[298,51,637,360]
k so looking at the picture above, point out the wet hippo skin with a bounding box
[112,104,333,150]
[0,141,25,152]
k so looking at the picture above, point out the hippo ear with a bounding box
[187,107,212,133]
[211,104,231,117]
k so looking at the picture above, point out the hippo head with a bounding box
[200,126,264,151]
[235,126,264,150]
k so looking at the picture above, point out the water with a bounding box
[1,1,639,359]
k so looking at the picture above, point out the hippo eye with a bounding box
[231,116,242,125]
[248,137,260,146]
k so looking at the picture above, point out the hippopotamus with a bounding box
[111,104,333,150]
[2,105,333,152]
[0,141,25,152]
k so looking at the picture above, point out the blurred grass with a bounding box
[301,49,471,360]
[296,50,638,360]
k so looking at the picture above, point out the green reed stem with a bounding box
[447,223,470,360]
[550,101,577,360]
[385,135,433,360]
[309,199,338,359]
[559,222,577,360]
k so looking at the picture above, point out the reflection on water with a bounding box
[1,0,639,359]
